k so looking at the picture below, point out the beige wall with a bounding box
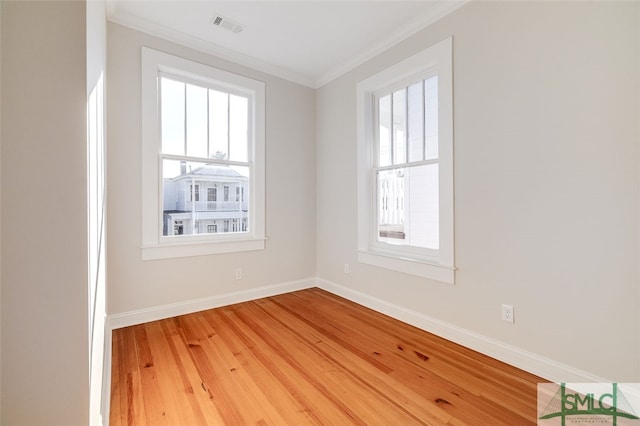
[0,4,637,423]
[1,1,90,424]
[317,1,640,381]
[107,23,317,315]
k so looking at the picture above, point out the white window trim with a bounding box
[356,37,455,284]
[141,47,266,260]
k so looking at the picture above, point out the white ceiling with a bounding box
[107,1,465,88]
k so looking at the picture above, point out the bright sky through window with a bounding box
[142,47,266,259]
[160,76,249,179]
[159,75,251,238]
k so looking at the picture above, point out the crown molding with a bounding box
[315,0,468,88]
[106,9,317,88]
[107,1,468,90]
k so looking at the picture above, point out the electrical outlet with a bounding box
[235,268,243,280]
[344,263,350,274]
[501,304,514,323]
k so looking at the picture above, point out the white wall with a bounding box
[87,1,107,424]
[1,2,90,424]
[638,0,640,386]
[317,1,640,381]
[107,23,316,315]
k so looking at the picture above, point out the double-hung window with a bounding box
[357,37,455,283]
[141,47,266,260]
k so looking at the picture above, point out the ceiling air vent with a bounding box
[209,14,244,34]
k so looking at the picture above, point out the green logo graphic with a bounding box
[539,383,640,425]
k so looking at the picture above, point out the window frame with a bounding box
[141,47,266,260]
[207,187,217,202]
[190,184,200,202]
[356,37,455,284]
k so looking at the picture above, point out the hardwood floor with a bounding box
[110,288,546,425]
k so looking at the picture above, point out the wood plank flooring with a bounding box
[110,288,546,425]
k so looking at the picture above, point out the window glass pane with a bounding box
[161,77,185,155]
[407,164,439,249]
[207,187,217,201]
[407,82,424,162]
[189,184,200,201]
[209,89,229,160]
[377,168,405,243]
[186,84,208,158]
[425,76,439,160]
[229,95,248,162]
[392,89,406,165]
[377,164,438,249]
[378,95,392,167]
[162,159,250,236]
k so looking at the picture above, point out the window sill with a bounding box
[142,237,265,260]
[357,250,455,284]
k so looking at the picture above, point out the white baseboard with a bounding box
[316,278,609,384]
[102,277,316,425]
[107,277,316,330]
[101,275,607,422]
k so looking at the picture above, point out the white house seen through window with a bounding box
[141,47,266,260]
[160,75,250,238]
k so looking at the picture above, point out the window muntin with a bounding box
[189,184,200,202]
[160,75,250,161]
[376,164,439,250]
[356,37,454,283]
[161,159,249,237]
[160,74,251,238]
[141,47,265,260]
[374,76,439,253]
[207,187,217,202]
